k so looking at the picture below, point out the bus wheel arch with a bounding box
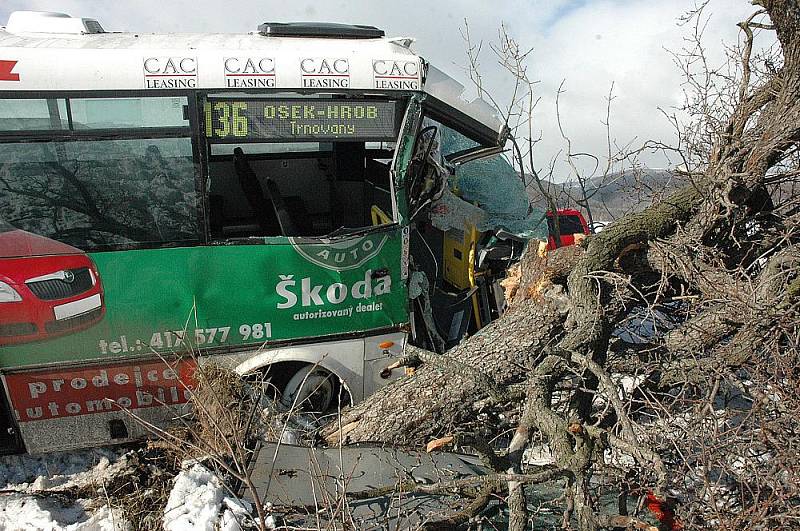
[237,359,354,413]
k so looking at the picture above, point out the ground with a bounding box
[0,444,262,531]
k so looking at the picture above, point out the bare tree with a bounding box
[315,1,800,529]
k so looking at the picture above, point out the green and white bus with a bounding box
[0,11,535,453]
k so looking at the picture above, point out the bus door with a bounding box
[197,93,412,357]
[405,111,513,350]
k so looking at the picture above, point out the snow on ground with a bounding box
[0,447,128,491]
[163,461,273,531]
[0,447,129,531]
[0,447,273,531]
[163,462,226,531]
[0,496,123,531]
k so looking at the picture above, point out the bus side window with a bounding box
[0,96,199,251]
[0,138,200,251]
[0,98,68,131]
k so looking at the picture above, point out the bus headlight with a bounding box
[0,281,22,302]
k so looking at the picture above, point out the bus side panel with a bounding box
[0,230,408,369]
[3,358,196,454]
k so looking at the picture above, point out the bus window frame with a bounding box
[420,98,506,149]
[0,90,205,252]
[196,91,414,242]
[0,89,423,248]
[403,103,509,206]
[418,105,501,159]
[402,105,500,203]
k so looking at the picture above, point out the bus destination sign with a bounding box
[204,99,398,142]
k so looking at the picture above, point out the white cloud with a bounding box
[521,0,765,178]
[0,1,775,179]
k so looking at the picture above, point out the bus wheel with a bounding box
[279,365,345,413]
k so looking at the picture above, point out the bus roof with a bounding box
[0,11,506,144]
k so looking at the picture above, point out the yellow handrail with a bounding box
[370,205,391,226]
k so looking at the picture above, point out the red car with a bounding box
[546,209,591,250]
[0,222,105,346]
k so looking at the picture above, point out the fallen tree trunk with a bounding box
[323,247,580,446]
[323,183,706,447]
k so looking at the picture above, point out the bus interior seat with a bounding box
[209,193,224,238]
[232,147,282,236]
[332,142,366,227]
[283,195,310,234]
[263,178,299,236]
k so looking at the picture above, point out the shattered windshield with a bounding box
[435,122,548,239]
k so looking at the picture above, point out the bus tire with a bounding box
[261,363,350,414]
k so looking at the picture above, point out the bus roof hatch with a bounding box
[258,22,384,39]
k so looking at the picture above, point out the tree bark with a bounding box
[323,248,579,445]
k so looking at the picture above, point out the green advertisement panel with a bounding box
[0,229,408,368]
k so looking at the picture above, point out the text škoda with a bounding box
[276,270,391,312]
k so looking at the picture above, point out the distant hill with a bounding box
[526,169,687,222]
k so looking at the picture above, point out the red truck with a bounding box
[546,209,591,250]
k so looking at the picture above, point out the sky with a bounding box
[0,0,771,180]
